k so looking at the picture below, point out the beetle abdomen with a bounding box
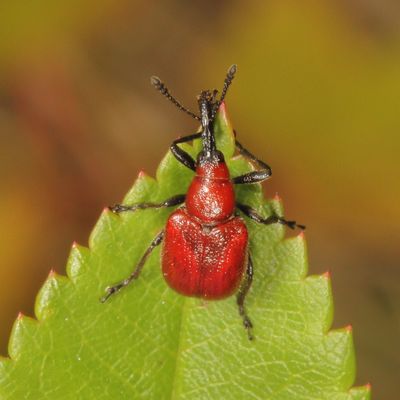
[162,209,248,299]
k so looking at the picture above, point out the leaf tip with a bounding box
[16,312,24,321]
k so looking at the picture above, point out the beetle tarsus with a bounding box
[243,317,254,341]
[100,231,164,302]
[237,255,254,341]
[109,204,127,213]
[236,203,305,231]
[232,138,272,185]
[276,217,305,231]
[100,286,120,303]
[242,314,254,341]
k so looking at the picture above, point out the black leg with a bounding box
[237,203,306,230]
[232,136,272,185]
[110,194,185,214]
[170,132,202,171]
[100,230,164,303]
[237,255,254,341]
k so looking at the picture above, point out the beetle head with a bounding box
[151,65,237,161]
[151,64,237,124]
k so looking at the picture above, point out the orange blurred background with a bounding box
[0,1,399,398]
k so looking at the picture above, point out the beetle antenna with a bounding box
[212,64,237,118]
[150,76,200,121]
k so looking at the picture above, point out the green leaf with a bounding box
[0,105,370,399]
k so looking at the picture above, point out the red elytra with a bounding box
[162,160,248,299]
[101,65,304,340]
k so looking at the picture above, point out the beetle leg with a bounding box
[170,132,202,171]
[236,203,306,230]
[110,194,185,214]
[232,136,272,185]
[100,230,164,303]
[237,255,254,341]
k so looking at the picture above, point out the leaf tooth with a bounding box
[123,169,157,204]
[324,327,356,390]
[8,313,39,361]
[321,271,334,331]
[270,193,284,216]
[88,207,120,251]
[322,270,331,279]
[66,242,90,282]
[0,355,11,382]
[347,383,371,400]
[34,271,69,322]
[275,233,308,280]
[303,273,333,333]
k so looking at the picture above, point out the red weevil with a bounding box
[100,65,305,340]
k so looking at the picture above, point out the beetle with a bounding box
[100,65,304,340]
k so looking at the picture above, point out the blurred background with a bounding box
[0,0,399,397]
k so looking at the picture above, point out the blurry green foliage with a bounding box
[0,0,119,68]
[213,0,400,235]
